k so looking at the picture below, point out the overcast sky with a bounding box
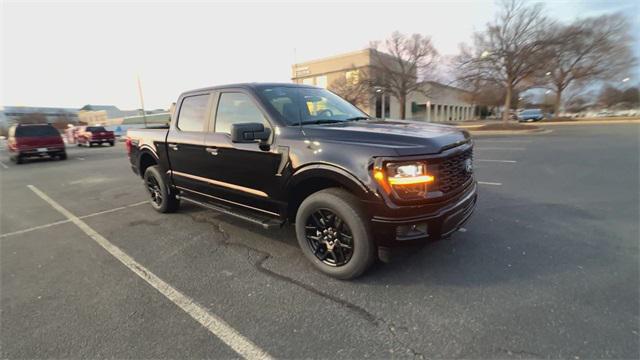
[2,0,638,110]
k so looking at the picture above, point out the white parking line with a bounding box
[478,181,502,186]
[27,185,272,360]
[476,159,517,163]
[0,161,9,169]
[476,147,526,151]
[0,201,147,239]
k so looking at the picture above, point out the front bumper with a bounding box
[368,182,477,246]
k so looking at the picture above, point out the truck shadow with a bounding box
[177,192,617,289]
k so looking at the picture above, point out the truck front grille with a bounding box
[437,147,473,193]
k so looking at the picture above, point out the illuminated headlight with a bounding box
[374,161,435,200]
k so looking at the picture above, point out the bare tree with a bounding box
[598,85,640,109]
[370,31,439,119]
[17,113,47,124]
[542,14,635,114]
[456,0,551,122]
[328,67,372,109]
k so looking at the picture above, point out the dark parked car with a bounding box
[126,83,477,279]
[518,109,545,122]
[76,126,115,147]
[7,124,67,164]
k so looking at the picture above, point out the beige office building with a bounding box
[292,49,475,122]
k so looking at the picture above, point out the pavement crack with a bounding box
[386,321,425,359]
[191,213,425,359]
[495,347,545,358]
[202,218,378,324]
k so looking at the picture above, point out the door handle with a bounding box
[205,147,218,155]
[168,144,179,151]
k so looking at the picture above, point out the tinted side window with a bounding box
[177,94,209,132]
[215,93,268,134]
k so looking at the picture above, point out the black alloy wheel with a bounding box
[146,174,163,207]
[305,208,354,267]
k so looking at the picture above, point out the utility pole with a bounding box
[137,75,148,128]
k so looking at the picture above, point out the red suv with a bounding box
[76,126,115,147]
[7,124,67,164]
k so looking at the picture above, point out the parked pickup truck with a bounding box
[76,126,115,147]
[126,83,477,279]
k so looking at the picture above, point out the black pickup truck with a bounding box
[126,83,477,279]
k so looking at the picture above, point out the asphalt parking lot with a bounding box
[1,124,638,359]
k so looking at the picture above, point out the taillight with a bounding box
[125,137,132,155]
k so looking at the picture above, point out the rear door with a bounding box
[165,92,213,192]
[200,90,283,215]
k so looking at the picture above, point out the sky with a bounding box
[2,0,638,110]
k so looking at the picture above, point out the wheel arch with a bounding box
[137,147,159,178]
[286,164,371,222]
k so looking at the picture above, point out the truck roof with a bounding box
[181,82,319,97]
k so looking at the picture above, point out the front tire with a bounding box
[295,188,376,280]
[143,165,179,213]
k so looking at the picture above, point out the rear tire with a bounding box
[143,165,179,213]
[295,188,376,280]
[109,141,114,146]
[58,152,67,160]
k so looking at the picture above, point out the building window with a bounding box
[302,78,314,86]
[315,76,327,88]
[345,70,359,84]
[375,93,390,118]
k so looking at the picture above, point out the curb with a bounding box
[469,128,552,136]
[538,119,640,126]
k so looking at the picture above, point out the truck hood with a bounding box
[302,119,470,155]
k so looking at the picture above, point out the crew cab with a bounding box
[126,83,477,279]
[7,123,67,164]
[76,126,115,147]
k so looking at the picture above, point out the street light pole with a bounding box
[137,75,148,128]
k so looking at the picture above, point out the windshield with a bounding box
[257,86,368,125]
[15,125,60,137]
[86,126,107,132]
[521,109,542,115]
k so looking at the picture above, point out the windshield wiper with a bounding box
[344,116,369,121]
[300,119,345,125]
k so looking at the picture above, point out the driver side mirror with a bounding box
[231,123,271,144]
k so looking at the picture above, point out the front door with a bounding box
[201,91,283,215]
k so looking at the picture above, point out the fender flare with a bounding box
[136,146,159,176]
[287,163,371,198]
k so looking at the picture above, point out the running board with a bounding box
[179,195,284,229]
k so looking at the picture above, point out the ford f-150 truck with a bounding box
[126,83,477,279]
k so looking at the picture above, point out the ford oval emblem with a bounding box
[464,158,473,173]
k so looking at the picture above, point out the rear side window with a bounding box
[177,94,209,132]
[15,125,59,137]
[86,126,106,132]
[215,93,268,134]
